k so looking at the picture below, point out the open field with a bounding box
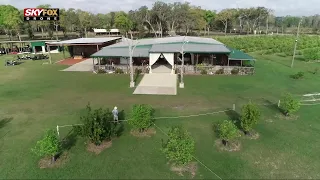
[0,52,320,179]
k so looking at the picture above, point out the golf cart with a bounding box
[5,60,20,66]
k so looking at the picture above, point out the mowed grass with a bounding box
[0,53,320,179]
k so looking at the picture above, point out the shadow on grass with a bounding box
[61,130,78,151]
[115,110,126,137]
[225,110,241,129]
[265,56,290,68]
[118,110,126,121]
[295,56,306,62]
[0,117,13,129]
[263,99,282,114]
[115,123,125,137]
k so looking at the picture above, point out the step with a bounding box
[133,86,177,95]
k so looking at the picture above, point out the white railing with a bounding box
[93,64,255,75]
[93,65,149,74]
[175,65,255,75]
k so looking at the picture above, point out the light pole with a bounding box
[291,18,303,68]
[126,33,139,88]
[179,37,188,88]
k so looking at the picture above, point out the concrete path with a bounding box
[151,64,172,73]
[61,58,93,72]
[133,73,177,95]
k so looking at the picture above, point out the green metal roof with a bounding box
[228,47,255,61]
[30,41,46,47]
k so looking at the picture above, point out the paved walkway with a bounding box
[133,72,177,95]
[61,58,93,72]
[57,58,88,66]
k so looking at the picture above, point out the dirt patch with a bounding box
[130,128,156,137]
[57,58,88,65]
[215,139,241,152]
[38,152,69,169]
[86,140,112,154]
[275,114,299,121]
[266,119,274,123]
[170,162,198,178]
[242,131,260,140]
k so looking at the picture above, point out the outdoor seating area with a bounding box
[16,54,49,61]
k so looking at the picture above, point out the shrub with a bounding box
[231,68,239,75]
[74,104,116,145]
[97,68,106,74]
[240,102,261,134]
[128,104,154,132]
[280,93,300,116]
[200,69,207,75]
[303,48,320,61]
[115,68,124,74]
[32,129,60,162]
[215,68,224,75]
[290,71,304,79]
[217,120,239,146]
[161,126,195,165]
[196,63,206,71]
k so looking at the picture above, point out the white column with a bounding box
[149,64,152,73]
[42,46,46,53]
[191,53,195,65]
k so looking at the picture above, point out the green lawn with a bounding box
[0,53,320,179]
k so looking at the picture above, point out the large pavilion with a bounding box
[47,37,122,59]
[90,36,255,75]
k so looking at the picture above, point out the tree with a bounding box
[204,10,216,35]
[189,7,207,35]
[0,5,23,41]
[216,9,235,35]
[77,10,92,37]
[37,4,51,37]
[240,102,261,134]
[74,104,116,145]
[114,11,133,34]
[151,1,171,37]
[128,104,154,132]
[32,129,60,163]
[217,120,239,146]
[162,126,195,165]
[280,93,301,116]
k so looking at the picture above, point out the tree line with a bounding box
[1,2,320,40]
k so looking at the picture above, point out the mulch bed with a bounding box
[275,114,299,121]
[130,128,156,137]
[57,58,88,66]
[242,131,260,140]
[38,152,69,169]
[215,139,241,152]
[170,162,198,178]
[86,140,112,155]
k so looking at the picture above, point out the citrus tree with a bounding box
[128,104,154,132]
[73,104,116,145]
[240,102,261,134]
[217,120,239,146]
[32,129,60,163]
[280,93,301,116]
[162,126,195,165]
